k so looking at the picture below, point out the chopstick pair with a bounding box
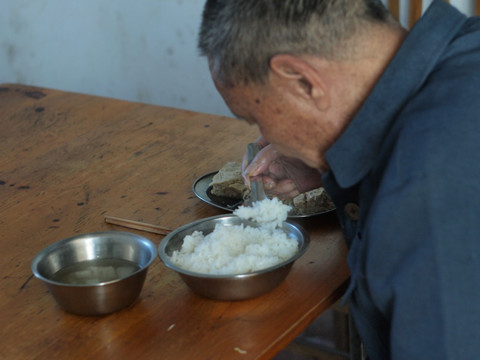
[104,215,172,235]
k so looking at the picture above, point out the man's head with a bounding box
[199,0,395,87]
[198,0,403,170]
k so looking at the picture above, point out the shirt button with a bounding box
[344,202,360,221]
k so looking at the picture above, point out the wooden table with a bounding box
[0,84,349,360]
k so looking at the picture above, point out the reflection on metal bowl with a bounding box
[31,231,156,315]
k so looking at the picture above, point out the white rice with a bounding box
[233,197,291,230]
[169,198,297,275]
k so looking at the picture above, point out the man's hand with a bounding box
[242,139,323,200]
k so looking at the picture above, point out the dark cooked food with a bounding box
[289,187,335,216]
[209,161,248,199]
[210,162,334,215]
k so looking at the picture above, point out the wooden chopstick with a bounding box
[104,215,172,235]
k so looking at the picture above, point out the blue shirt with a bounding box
[322,1,480,359]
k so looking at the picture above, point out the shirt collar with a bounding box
[325,0,466,189]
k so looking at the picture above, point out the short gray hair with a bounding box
[198,0,396,86]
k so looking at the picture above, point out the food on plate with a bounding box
[209,161,334,215]
[168,198,297,275]
[209,161,248,199]
[289,187,334,216]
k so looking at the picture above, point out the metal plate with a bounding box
[193,171,243,212]
[193,171,335,218]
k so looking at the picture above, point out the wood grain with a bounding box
[409,0,423,28]
[0,84,349,360]
[388,0,400,21]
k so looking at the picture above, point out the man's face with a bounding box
[213,76,331,171]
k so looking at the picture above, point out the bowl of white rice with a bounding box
[158,198,309,300]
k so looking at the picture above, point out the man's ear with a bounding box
[269,54,330,110]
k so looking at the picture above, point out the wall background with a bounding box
[0,0,475,117]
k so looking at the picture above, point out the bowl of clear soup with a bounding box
[31,231,156,315]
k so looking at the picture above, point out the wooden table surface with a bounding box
[0,84,349,360]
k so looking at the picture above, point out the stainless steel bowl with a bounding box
[31,231,156,315]
[158,215,309,300]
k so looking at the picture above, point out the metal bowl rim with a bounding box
[31,231,157,287]
[158,214,310,279]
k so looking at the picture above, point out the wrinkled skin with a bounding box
[242,136,324,200]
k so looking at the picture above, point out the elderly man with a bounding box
[198,0,480,359]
